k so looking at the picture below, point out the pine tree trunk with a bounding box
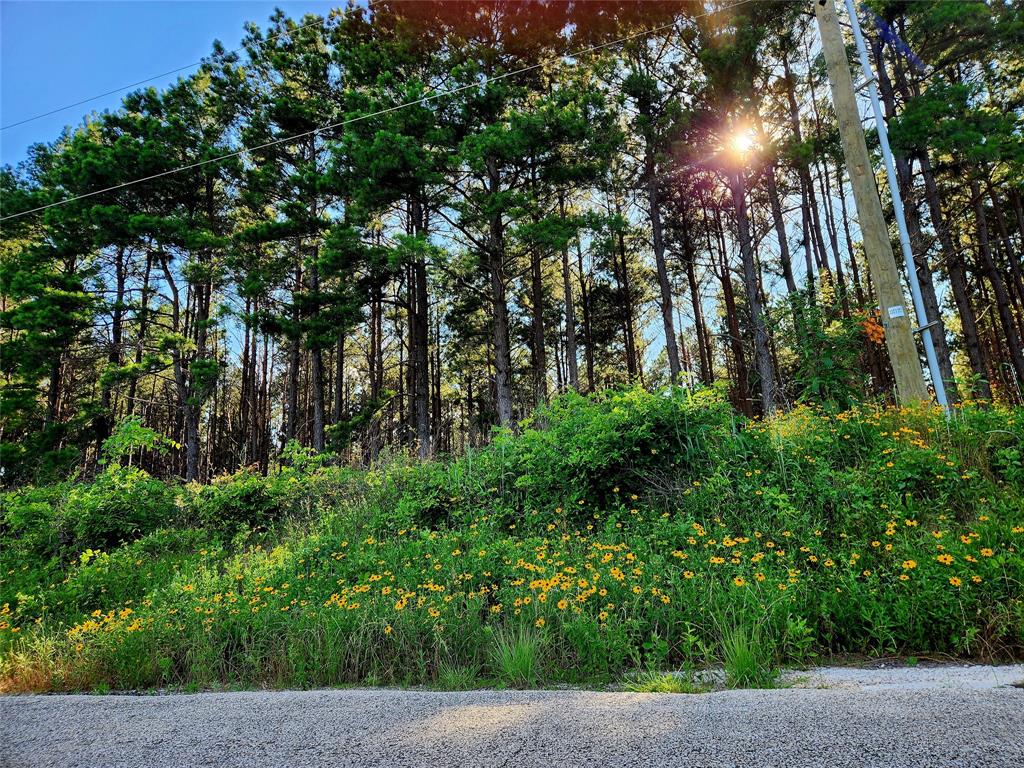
[972,180,1024,385]
[284,259,302,446]
[988,189,1024,312]
[333,334,345,423]
[611,196,640,380]
[783,54,829,285]
[576,242,596,392]
[530,244,547,407]
[765,164,798,296]
[431,314,442,450]
[97,247,127,451]
[730,168,776,416]
[712,209,752,416]
[559,193,579,390]
[817,160,851,316]
[309,259,326,452]
[487,158,514,427]
[915,156,989,397]
[412,199,431,457]
[645,154,680,383]
[239,298,252,466]
[835,163,867,306]
[127,249,154,414]
[681,218,713,385]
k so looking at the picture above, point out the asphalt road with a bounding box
[3,681,1022,768]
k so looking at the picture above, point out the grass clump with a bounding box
[489,626,542,688]
[623,670,705,694]
[720,622,779,689]
[435,660,481,691]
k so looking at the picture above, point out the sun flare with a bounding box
[729,127,757,156]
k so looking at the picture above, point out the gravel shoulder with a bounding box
[2,666,1022,768]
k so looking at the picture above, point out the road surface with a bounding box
[2,667,1022,767]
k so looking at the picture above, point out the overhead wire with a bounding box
[1,0,757,224]
[1,15,334,131]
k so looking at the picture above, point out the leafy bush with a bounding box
[100,417,179,467]
[189,469,287,532]
[61,465,178,552]
[1,482,70,562]
[483,387,733,525]
[53,529,214,621]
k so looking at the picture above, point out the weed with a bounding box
[436,660,481,691]
[622,670,705,694]
[489,626,542,688]
[720,622,778,689]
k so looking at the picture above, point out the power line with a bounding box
[1,16,332,131]
[1,0,755,224]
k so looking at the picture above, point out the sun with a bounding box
[729,127,757,156]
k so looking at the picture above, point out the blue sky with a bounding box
[1,1,351,167]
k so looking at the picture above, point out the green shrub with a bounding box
[55,529,213,620]
[189,469,286,532]
[63,465,178,552]
[1,482,70,562]
[483,387,733,525]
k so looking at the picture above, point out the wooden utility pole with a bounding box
[814,0,928,403]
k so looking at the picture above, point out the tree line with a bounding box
[1,0,1022,483]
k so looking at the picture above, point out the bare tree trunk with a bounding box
[559,193,579,390]
[431,314,442,450]
[972,180,1024,385]
[711,209,752,416]
[308,259,326,452]
[731,168,776,416]
[487,158,514,427]
[764,164,798,296]
[681,217,713,385]
[817,159,852,316]
[835,163,867,307]
[783,54,830,288]
[127,249,154,414]
[239,297,252,466]
[259,336,270,473]
[529,244,547,407]
[333,334,345,423]
[646,156,681,382]
[989,189,1024,311]
[96,247,127,452]
[576,242,596,392]
[284,259,302,447]
[611,196,640,381]
[411,198,431,457]
[914,156,989,398]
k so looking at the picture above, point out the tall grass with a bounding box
[719,622,778,689]
[489,626,542,688]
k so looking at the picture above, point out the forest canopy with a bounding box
[1,0,1022,484]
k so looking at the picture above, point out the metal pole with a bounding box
[842,0,949,414]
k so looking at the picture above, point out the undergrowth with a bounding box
[1,388,1022,692]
